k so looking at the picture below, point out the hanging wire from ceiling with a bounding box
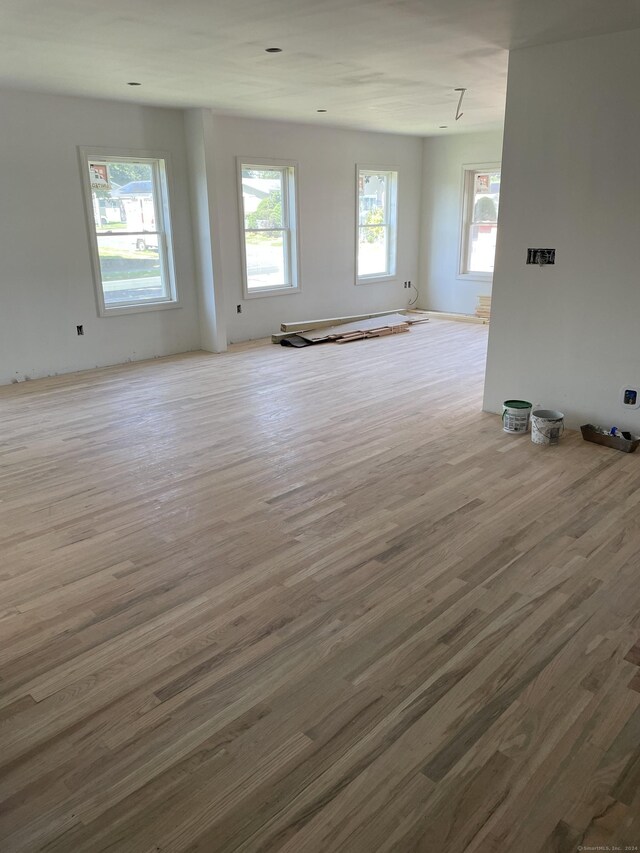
[454,88,466,121]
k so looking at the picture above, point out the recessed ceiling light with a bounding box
[317,109,327,113]
[127,82,141,86]
[265,47,282,53]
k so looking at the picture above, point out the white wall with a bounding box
[0,90,200,384]
[484,29,640,430]
[419,130,503,315]
[205,115,424,343]
[0,90,501,381]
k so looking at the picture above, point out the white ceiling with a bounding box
[2,0,640,136]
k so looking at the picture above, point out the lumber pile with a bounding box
[279,309,408,334]
[300,313,412,343]
[476,295,491,321]
[334,321,409,343]
[273,310,428,345]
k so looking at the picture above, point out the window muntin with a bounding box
[239,162,299,295]
[460,166,501,277]
[357,168,398,281]
[83,153,177,313]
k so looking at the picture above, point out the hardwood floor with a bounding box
[1,320,640,852]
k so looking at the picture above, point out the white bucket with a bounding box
[502,400,532,434]
[531,409,564,445]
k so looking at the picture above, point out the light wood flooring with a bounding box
[1,320,640,852]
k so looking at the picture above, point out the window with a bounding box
[357,167,398,282]
[238,160,299,296]
[460,165,501,278]
[80,149,178,315]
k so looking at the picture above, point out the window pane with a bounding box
[468,224,498,273]
[238,161,299,295]
[245,230,287,289]
[359,172,388,225]
[358,225,388,276]
[472,171,500,224]
[357,168,397,281]
[97,234,166,305]
[89,161,155,234]
[85,153,177,312]
[242,168,284,229]
[461,167,500,275]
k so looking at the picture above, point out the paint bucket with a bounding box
[502,400,532,434]
[531,409,565,445]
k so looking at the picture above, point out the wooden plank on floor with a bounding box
[280,309,407,333]
[300,314,412,342]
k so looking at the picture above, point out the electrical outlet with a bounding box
[76,325,84,336]
[236,304,242,314]
[526,248,555,266]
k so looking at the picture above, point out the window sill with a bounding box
[243,286,301,299]
[99,299,181,317]
[456,272,493,283]
[356,274,398,286]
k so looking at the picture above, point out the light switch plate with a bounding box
[526,248,556,265]
[620,386,640,408]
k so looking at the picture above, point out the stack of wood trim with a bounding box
[279,309,407,334]
[299,313,414,343]
[476,296,491,321]
[272,310,428,344]
[334,322,410,344]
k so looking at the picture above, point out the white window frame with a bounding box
[79,146,179,317]
[356,165,398,284]
[237,158,300,299]
[458,162,501,281]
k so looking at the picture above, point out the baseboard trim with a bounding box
[422,311,488,325]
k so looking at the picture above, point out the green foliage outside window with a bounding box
[361,207,385,242]
[108,162,151,186]
[474,196,497,222]
[246,190,282,230]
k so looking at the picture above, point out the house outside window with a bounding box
[238,160,299,297]
[459,164,501,279]
[80,148,178,315]
[357,167,398,283]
